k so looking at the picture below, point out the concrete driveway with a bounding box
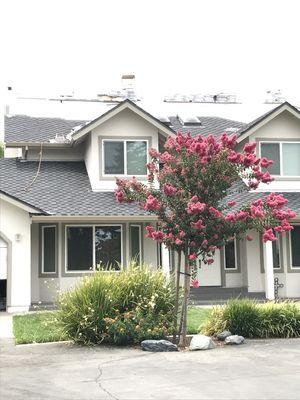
[1,338,300,400]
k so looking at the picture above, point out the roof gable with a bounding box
[237,101,300,143]
[70,99,175,142]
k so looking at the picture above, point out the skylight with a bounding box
[178,115,201,125]
[225,127,240,132]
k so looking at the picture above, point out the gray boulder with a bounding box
[225,335,245,345]
[217,331,232,341]
[189,334,215,351]
[141,340,178,352]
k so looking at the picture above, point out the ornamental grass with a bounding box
[58,263,175,345]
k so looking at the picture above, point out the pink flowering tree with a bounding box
[115,132,295,347]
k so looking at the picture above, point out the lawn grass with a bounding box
[13,312,67,345]
[13,307,211,345]
[187,307,211,334]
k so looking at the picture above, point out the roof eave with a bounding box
[5,142,73,148]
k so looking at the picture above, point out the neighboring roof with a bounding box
[5,115,87,143]
[236,101,300,142]
[169,116,245,139]
[0,159,149,216]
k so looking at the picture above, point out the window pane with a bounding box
[272,239,280,269]
[67,227,93,271]
[260,143,280,175]
[126,141,147,175]
[282,143,300,176]
[43,227,56,273]
[95,226,122,270]
[225,240,236,269]
[104,141,124,174]
[291,226,300,267]
[130,225,141,262]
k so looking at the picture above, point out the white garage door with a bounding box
[0,237,8,280]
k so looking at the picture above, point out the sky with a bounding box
[1,0,300,104]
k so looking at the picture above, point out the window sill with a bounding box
[272,176,300,181]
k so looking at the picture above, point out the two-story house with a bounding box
[0,100,300,312]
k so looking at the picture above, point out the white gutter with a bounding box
[31,215,157,222]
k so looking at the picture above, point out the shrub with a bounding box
[58,264,175,345]
[201,298,300,338]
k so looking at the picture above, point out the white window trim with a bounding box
[102,138,149,177]
[289,225,300,269]
[130,224,142,265]
[65,224,123,273]
[259,141,300,178]
[224,239,238,270]
[41,225,57,274]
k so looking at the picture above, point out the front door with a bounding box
[0,237,8,311]
[196,249,222,286]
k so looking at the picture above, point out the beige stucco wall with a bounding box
[84,108,160,191]
[0,198,32,311]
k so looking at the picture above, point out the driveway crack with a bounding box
[95,352,156,399]
[96,363,119,400]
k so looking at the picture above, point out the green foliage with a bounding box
[58,264,175,345]
[0,142,4,158]
[201,299,300,338]
[200,306,227,336]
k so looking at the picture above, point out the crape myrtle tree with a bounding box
[115,132,295,347]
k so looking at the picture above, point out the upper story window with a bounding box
[260,142,300,177]
[103,139,148,176]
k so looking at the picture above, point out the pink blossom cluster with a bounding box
[186,196,206,214]
[163,184,177,196]
[144,194,161,211]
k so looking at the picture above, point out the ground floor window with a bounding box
[65,225,122,272]
[130,224,141,264]
[95,226,122,270]
[224,239,238,270]
[272,236,281,270]
[67,227,93,271]
[290,226,300,268]
[42,226,57,274]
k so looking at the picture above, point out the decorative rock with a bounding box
[225,335,245,345]
[141,340,178,352]
[217,331,232,341]
[189,334,215,351]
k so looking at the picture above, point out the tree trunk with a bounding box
[178,252,191,348]
[172,251,181,343]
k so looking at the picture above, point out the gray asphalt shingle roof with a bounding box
[5,114,246,143]
[1,158,299,216]
[169,116,246,139]
[0,159,149,216]
[5,115,87,143]
[225,184,300,214]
